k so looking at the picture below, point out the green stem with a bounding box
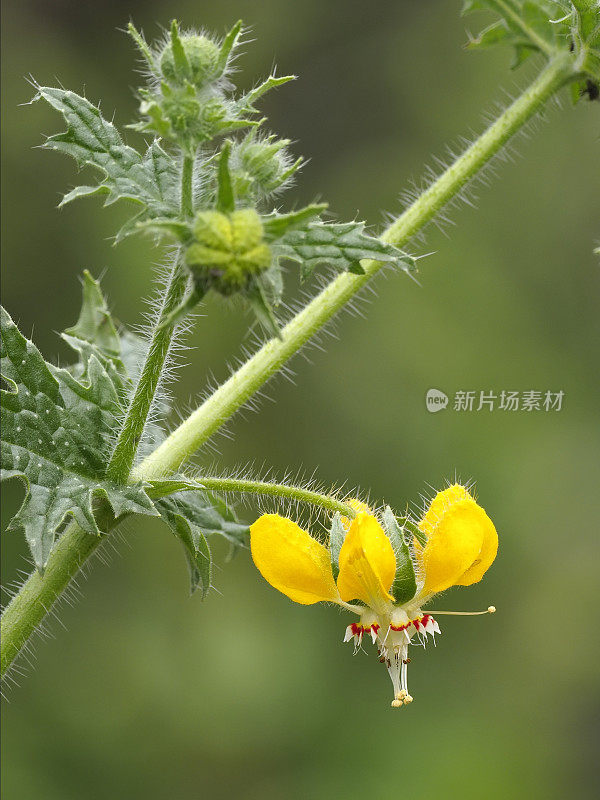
[106,254,188,482]
[151,475,359,519]
[137,55,573,479]
[1,55,573,678]
[180,155,194,217]
[106,154,196,481]
[1,512,113,677]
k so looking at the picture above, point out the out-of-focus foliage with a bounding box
[464,0,600,98]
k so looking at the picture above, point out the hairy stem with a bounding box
[1,55,574,677]
[106,253,188,482]
[1,511,113,677]
[180,155,194,218]
[137,55,573,479]
[152,475,360,519]
[106,154,196,482]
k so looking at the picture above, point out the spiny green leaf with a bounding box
[169,20,193,82]
[259,264,285,308]
[382,507,417,605]
[127,22,156,71]
[33,87,179,223]
[149,481,249,548]
[215,20,244,77]
[246,277,282,339]
[571,0,600,38]
[571,0,600,88]
[276,221,417,281]
[135,218,193,243]
[261,205,327,240]
[61,271,132,408]
[464,2,599,92]
[156,497,212,597]
[463,0,569,65]
[64,270,120,358]
[154,485,249,595]
[237,75,296,113]
[1,305,157,569]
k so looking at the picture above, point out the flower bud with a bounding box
[160,34,221,88]
[185,209,272,294]
[230,134,300,199]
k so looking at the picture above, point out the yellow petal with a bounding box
[419,484,471,537]
[416,485,498,597]
[250,514,339,605]
[454,504,498,586]
[340,498,371,531]
[337,512,396,610]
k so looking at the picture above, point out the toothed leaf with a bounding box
[259,264,285,307]
[262,205,327,240]
[65,270,121,357]
[276,221,417,281]
[155,497,212,597]
[33,87,179,229]
[237,75,296,113]
[215,20,243,77]
[148,480,250,548]
[153,483,249,595]
[246,277,282,339]
[463,0,571,65]
[135,218,193,243]
[1,300,157,570]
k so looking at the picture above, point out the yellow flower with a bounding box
[339,498,371,530]
[250,514,339,605]
[337,513,396,612]
[249,485,498,708]
[414,484,499,599]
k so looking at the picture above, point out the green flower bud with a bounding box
[160,34,221,88]
[231,134,301,199]
[185,209,272,294]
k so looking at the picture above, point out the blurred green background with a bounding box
[2,1,599,798]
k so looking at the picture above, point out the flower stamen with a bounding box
[425,606,496,615]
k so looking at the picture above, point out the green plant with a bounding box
[1,2,598,699]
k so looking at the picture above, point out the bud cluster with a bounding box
[185,209,271,295]
[127,20,413,337]
[127,21,245,153]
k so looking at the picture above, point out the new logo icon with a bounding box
[426,388,448,413]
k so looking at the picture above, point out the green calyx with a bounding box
[185,209,272,294]
[137,83,231,147]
